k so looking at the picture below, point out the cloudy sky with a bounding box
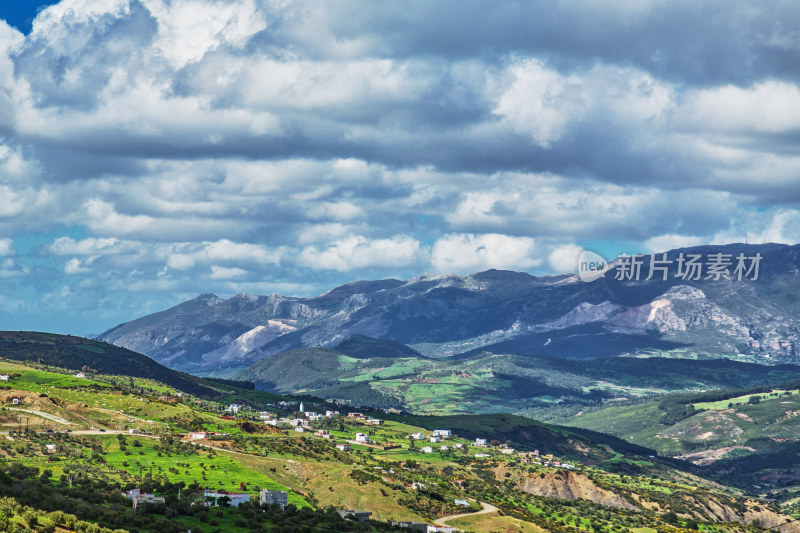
[1,0,799,335]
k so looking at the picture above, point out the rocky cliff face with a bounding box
[99,243,800,375]
[516,470,637,510]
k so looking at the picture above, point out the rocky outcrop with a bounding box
[516,471,637,511]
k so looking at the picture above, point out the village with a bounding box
[121,399,578,532]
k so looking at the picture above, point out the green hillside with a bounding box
[335,334,424,359]
[0,341,795,531]
[548,381,800,511]
[236,343,800,415]
[0,331,252,398]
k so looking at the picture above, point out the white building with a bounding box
[260,490,288,509]
[227,404,241,414]
[433,429,452,438]
[355,433,370,443]
[336,444,351,451]
[0,375,9,381]
[74,372,86,378]
[421,446,434,453]
[124,489,165,506]
[474,438,487,446]
[189,432,207,440]
[410,432,426,440]
[259,412,274,420]
[429,436,440,443]
[204,490,250,507]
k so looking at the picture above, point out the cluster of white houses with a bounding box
[124,488,290,510]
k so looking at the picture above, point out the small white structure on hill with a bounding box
[355,433,370,443]
[433,429,451,438]
[204,490,250,507]
[260,489,288,510]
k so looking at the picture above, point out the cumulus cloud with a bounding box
[0,238,14,256]
[548,244,584,274]
[298,235,424,272]
[431,233,540,273]
[0,0,798,333]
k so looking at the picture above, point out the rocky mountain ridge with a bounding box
[99,243,800,375]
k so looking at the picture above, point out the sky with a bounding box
[1,0,799,335]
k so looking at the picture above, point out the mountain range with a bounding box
[99,243,800,380]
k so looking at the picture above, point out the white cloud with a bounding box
[431,233,540,273]
[494,59,582,148]
[166,239,283,270]
[644,234,706,253]
[681,81,800,135]
[548,243,584,274]
[298,235,424,272]
[48,236,125,255]
[209,265,247,280]
[64,256,96,274]
[0,238,14,256]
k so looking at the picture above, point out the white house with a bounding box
[227,404,241,414]
[74,372,86,378]
[474,453,490,458]
[474,438,487,446]
[454,443,464,449]
[45,444,56,453]
[260,490,288,510]
[11,398,20,405]
[421,446,434,453]
[325,410,338,418]
[433,429,452,438]
[259,412,273,420]
[189,432,207,440]
[500,447,515,455]
[429,436,440,443]
[336,444,351,451]
[124,489,165,506]
[0,375,10,381]
[294,427,305,433]
[366,418,384,425]
[410,432,426,440]
[355,433,370,443]
[440,446,449,451]
[204,490,250,507]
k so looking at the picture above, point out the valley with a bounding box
[0,334,797,532]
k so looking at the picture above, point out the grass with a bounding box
[448,512,546,532]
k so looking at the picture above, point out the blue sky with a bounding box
[1,0,799,335]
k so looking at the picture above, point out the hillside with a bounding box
[0,331,250,398]
[547,381,800,510]
[234,342,800,415]
[0,356,797,532]
[99,243,800,376]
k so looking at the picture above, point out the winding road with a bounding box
[434,500,498,527]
